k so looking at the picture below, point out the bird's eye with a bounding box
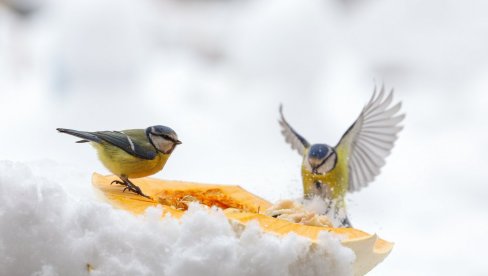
[159,134,177,143]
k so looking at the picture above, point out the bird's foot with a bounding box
[119,179,151,199]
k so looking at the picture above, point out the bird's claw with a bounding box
[118,180,151,199]
[111,180,125,186]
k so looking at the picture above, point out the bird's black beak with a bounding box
[175,140,182,145]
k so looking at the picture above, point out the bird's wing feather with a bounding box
[279,105,310,155]
[94,130,157,160]
[57,128,102,143]
[335,86,404,192]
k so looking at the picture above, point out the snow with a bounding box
[1,0,488,275]
[0,161,355,276]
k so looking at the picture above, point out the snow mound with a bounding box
[0,161,355,276]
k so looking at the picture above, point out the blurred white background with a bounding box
[1,0,487,275]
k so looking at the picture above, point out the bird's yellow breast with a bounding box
[301,147,349,200]
[92,142,170,178]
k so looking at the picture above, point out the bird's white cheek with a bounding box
[317,157,336,174]
[151,135,175,153]
[159,140,175,153]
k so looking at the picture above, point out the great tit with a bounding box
[279,86,404,227]
[57,125,182,198]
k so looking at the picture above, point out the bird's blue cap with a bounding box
[308,144,330,160]
[149,125,176,136]
[146,125,181,144]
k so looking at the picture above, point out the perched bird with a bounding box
[57,125,182,198]
[279,86,404,227]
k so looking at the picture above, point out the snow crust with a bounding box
[0,161,355,276]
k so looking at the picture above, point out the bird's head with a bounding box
[146,125,182,154]
[305,144,337,175]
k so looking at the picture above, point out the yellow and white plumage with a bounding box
[58,125,181,198]
[280,86,404,227]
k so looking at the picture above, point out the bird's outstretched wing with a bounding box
[94,130,158,160]
[279,105,310,155]
[335,86,405,192]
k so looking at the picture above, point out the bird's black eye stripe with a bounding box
[152,132,177,143]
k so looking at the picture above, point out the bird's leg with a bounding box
[118,176,151,199]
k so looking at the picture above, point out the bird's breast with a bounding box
[301,163,348,199]
[94,143,170,178]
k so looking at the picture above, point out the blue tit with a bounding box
[57,125,182,198]
[279,86,404,227]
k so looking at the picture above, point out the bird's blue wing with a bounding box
[279,105,310,155]
[336,86,405,192]
[94,131,157,160]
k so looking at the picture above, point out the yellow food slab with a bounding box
[92,173,393,275]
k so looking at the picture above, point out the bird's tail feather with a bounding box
[57,128,102,143]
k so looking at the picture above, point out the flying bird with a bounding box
[279,86,404,227]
